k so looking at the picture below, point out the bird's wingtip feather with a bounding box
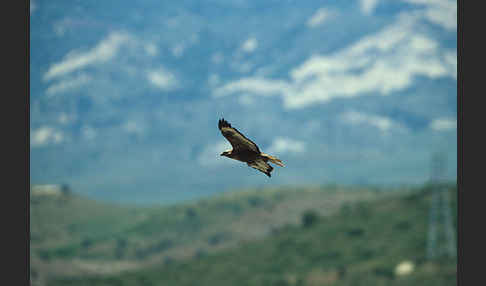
[218,118,231,129]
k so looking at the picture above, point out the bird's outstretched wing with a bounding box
[247,157,273,177]
[218,118,261,154]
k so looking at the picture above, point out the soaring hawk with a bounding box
[218,118,284,177]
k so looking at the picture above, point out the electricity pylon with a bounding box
[426,152,456,260]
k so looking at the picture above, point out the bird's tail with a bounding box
[261,153,285,167]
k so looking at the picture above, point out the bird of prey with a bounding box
[218,118,284,177]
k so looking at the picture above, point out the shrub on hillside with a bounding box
[302,210,319,228]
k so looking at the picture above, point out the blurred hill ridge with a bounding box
[30,183,457,286]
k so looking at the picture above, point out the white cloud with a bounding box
[238,94,255,106]
[266,137,305,155]
[58,113,69,124]
[146,68,178,90]
[360,0,380,15]
[240,37,258,53]
[43,32,132,81]
[31,127,65,147]
[169,33,199,58]
[213,12,456,109]
[307,8,336,27]
[144,43,158,57]
[340,111,397,132]
[58,112,75,125]
[444,50,457,79]
[402,0,456,31]
[30,0,37,14]
[214,77,290,98]
[45,73,92,97]
[123,120,145,135]
[429,118,456,131]
[424,2,456,31]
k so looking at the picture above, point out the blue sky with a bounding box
[30,0,457,204]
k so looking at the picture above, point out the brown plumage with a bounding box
[218,118,284,177]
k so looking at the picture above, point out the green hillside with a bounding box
[44,183,457,286]
[31,184,388,285]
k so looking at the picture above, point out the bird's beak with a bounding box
[220,153,225,156]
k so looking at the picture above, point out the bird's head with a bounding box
[220,150,231,157]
